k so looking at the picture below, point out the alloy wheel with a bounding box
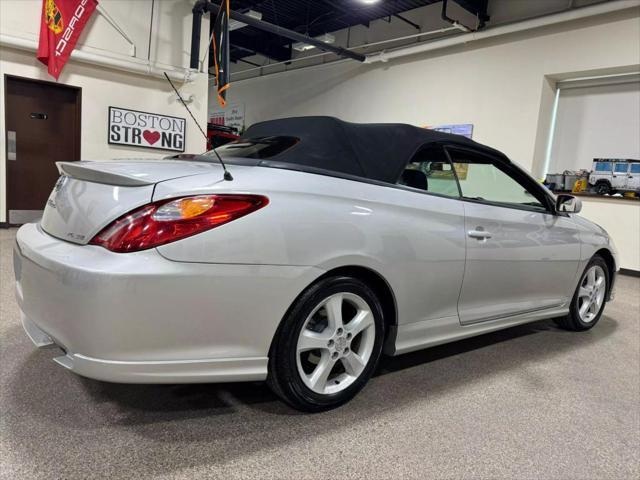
[296,292,376,395]
[577,265,606,323]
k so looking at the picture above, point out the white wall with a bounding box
[551,82,640,172]
[0,0,210,223]
[580,197,640,271]
[219,7,640,270]
[548,80,640,272]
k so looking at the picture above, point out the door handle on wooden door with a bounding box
[7,131,16,161]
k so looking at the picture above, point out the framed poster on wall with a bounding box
[210,103,246,134]
[429,123,474,139]
[108,107,186,152]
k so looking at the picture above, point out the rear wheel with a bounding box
[556,256,609,331]
[267,276,385,412]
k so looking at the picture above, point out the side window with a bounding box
[614,163,629,173]
[397,146,459,198]
[595,162,612,172]
[630,164,640,174]
[448,149,548,212]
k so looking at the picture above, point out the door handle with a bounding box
[468,229,492,240]
[7,131,16,161]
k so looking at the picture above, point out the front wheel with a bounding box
[594,181,611,195]
[556,256,609,331]
[267,276,385,412]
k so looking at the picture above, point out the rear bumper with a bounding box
[20,314,268,383]
[15,223,322,383]
[21,314,268,383]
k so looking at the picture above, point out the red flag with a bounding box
[37,0,98,79]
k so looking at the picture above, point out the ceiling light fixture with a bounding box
[360,0,381,4]
[292,33,336,52]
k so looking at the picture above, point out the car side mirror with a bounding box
[556,194,582,214]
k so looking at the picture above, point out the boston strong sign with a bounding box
[108,107,186,152]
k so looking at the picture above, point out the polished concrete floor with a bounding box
[1,227,638,479]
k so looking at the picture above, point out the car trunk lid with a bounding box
[56,160,216,186]
[41,160,223,245]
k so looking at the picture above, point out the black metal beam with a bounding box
[446,0,490,30]
[393,13,421,30]
[238,58,262,67]
[228,33,292,63]
[454,0,490,24]
[204,3,366,62]
[190,0,206,69]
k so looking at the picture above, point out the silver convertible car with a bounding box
[14,116,617,411]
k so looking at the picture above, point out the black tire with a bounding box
[595,181,611,195]
[556,255,609,331]
[267,276,385,412]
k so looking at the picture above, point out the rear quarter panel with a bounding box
[154,166,467,325]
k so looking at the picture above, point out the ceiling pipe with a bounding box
[365,0,640,64]
[0,33,195,83]
[201,1,366,62]
[231,26,459,78]
[190,2,204,70]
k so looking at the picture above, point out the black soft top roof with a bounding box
[241,116,507,183]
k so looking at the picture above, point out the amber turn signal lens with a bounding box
[178,196,216,219]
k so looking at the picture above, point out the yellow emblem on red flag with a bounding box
[45,0,64,34]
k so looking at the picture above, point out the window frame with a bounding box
[394,144,462,199]
[443,145,556,215]
[614,163,630,173]
[392,142,556,214]
[594,162,613,172]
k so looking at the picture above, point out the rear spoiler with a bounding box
[56,162,155,187]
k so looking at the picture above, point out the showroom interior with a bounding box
[0,0,639,478]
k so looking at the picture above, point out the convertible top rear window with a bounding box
[203,136,299,160]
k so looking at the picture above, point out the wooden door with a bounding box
[5,75,81,224]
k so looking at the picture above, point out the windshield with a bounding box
[203,136,299,160]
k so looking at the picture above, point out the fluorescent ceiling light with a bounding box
[292,33,335,52]
[229,10,262,31]
[360,0,381,4]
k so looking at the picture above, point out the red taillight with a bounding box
[90,194,268,253]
